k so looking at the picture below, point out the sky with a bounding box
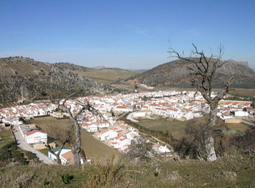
[0,0,255,70]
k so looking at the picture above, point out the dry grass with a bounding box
[30,116,119,162]
[225,123,250,132]
[0,152,255,187]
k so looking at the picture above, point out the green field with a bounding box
[167,88,255,97]
[137,117,251,140]
[71,68,139,84]
[137,118,186,140]
[228,88,255,97]
[0,130,14,148]
[30,116,119,162]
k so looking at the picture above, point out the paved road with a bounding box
[241,119,255,126]
[14,126,56,165]
[235,117,255,126]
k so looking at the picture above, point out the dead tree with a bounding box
[169,44,233,161]
[60,91,104,165]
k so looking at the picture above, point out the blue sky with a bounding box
[0,0,254,69]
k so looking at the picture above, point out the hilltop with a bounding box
[126,59,255,89]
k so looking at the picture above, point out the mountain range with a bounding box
[1,56,254,103]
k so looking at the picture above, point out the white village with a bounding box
[0,90,254,165]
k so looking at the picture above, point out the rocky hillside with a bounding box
[0,57,110,103]
[126,59,255,88]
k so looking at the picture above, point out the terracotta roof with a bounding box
[116,106,128,109]
[61,151,74,164]
[25,130,46,136]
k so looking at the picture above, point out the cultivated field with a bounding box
[137,117,250,141]
[30,116,119,161]
[228,88,255,97]
[71,68,140,84]
[137,118,186,140]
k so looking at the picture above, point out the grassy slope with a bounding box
[0,130,14,148]
[30,117,119,161]
[0,153,255,188]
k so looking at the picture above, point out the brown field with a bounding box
[30,116,119,161]
[225,123,250,132]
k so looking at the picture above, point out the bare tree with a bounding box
[126,136,154,162]
[169,44,233,161]
[59,90,105,165]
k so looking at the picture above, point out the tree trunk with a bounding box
[71,116,82,165]
[67,108,82,166]
[205,103,218,161]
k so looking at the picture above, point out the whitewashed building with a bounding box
[24,130,47,144]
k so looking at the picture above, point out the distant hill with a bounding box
[0,57,110,103]
[126,59,255,89]
[55,63,140,84]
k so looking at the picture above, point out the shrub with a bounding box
[60,174,74,184]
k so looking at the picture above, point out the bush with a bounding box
[0,141,29,166]
[60,174,74,184]
[231,127,255,155]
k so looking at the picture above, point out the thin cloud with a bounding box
[123,24,147,36]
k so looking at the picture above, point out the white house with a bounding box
[152,144,171,154]
[132,110,151,118]
[82,123,98,132]
[114,106,133,113]
[24,130,47,144]
[48,147,84,165]
[234,111,249,117]
[126,131,139,139]
[99,130,118,141]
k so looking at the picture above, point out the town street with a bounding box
[13,125,55,165]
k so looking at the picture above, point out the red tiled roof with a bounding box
[116,106,128,109]
[25,130,46,136]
